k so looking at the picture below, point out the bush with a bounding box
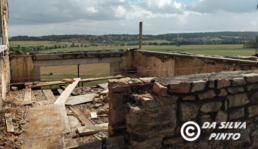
[50,72,53,76]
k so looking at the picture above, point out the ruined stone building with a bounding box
[1,0,258,148]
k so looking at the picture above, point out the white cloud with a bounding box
[87,7,98,13]
[250,21,257,26]
[7,0,258,36]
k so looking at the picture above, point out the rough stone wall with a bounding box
[127,51,258,78]
[0,55,10,101]
[1,0,8,47]
[108,71,258,149]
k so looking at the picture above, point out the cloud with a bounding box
[250,21,257,26]
[187,0,258,14]
[7,0,258,36]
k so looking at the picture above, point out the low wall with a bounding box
[0,55,10,101]
[119,50,258,77]
[108,70,258,149]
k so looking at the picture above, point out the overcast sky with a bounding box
[8,0,258,37]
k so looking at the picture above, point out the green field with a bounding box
[10,41,257,56]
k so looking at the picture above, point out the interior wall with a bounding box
[131,51,258,78]
[10,56,34,83]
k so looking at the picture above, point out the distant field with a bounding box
[10,41,256,56]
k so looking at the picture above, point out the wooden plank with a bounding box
[12,75,125,88]
[77,123,108,136]
[24,88,31,102]
[80,75,124,82]
[43,89,56,101]
[65,94,95,106]
[70,106,92,126]
[57,89,64,94]
[5,113,14,132]
[71,135,124,149]
[54,78,81,104]
[29,81,67,88]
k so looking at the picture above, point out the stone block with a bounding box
[141,97,158,109]
[225,100,228,111]
[227,87,244,94]
[242,73,258,83]
[183,96,195,100]
[232,78,246,86]
[246,84,258,91]
[208,80,215,88]
[179,103,200,122]
[215,110,228,124]
[128,104,145,114]
[191,80,207,92]
[218,89,227,97]
[251,92,258,104]
[156,106,176,122]
[200,102,222,113]
[198,115,213,133]
[198,90,216,100]
[248,105,258,118]
[227,94,250,108]
[163,137,184,145]
[139,114,153,123]
[152,82,167,97]
[216,79,231,89]
[155,95,178,106]
[139,77,156,83]
[169,82,191,93]
[229,108,244,120]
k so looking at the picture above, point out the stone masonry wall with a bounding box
[108,70,258,149]
[120,51,258,78]
[0,55,10,102]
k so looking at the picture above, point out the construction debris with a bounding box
[77,123,108,136]
[91,112,97,119]
[65,94,95,106]
[55,78,81,104]
[2,76,113,149]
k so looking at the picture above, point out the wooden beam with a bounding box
[57,89,64,95]
[5,113,14,132]
[54,78,80,104]
[15,75,125,88]
[70,106,92,126]
[77,123,108,136]
[139,22,142,50]
[80,75,124,82]
[28,81,67,88]
[43,89,56,101]
[65,94,95,106]
[24,88,31,102]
